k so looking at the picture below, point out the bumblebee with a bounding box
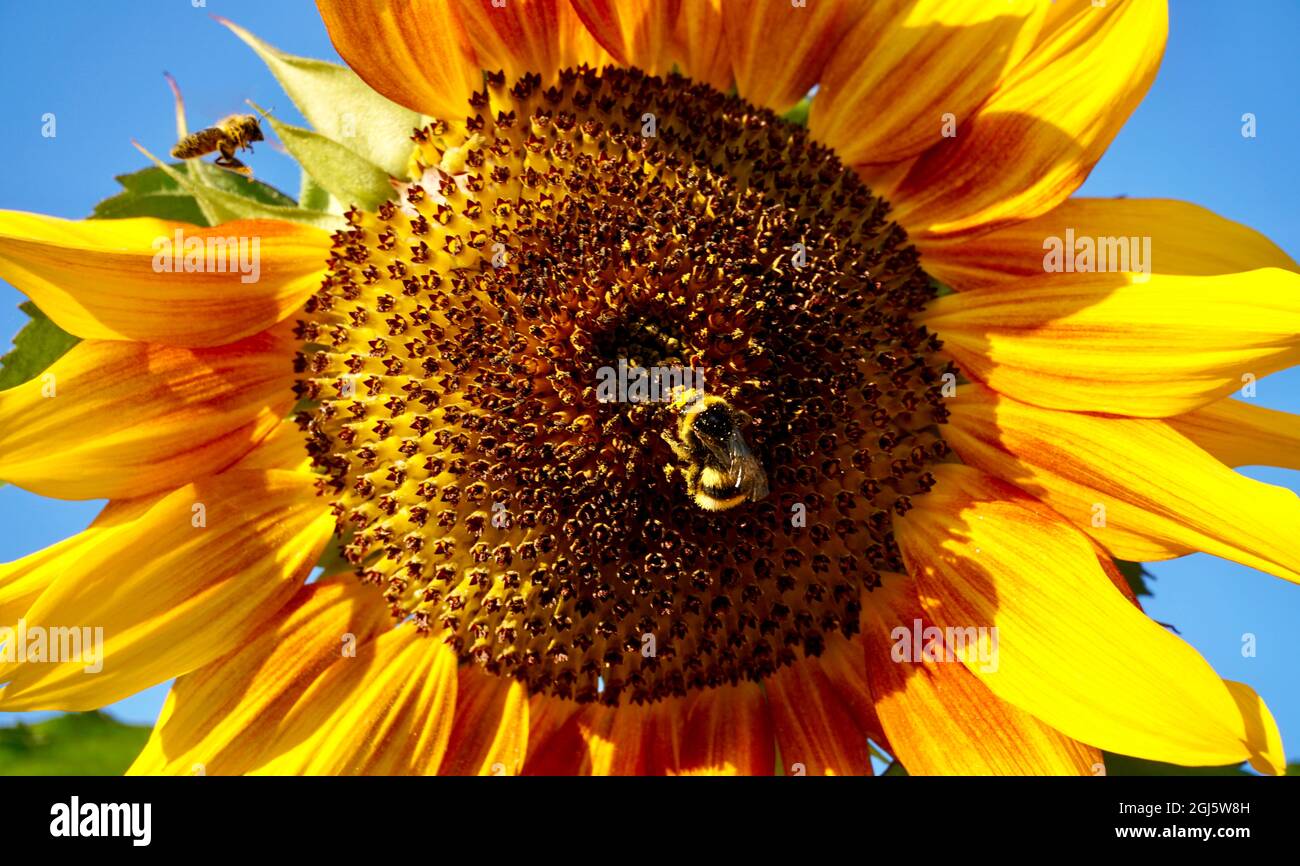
[662,389,769,511]
[170,114,264,175]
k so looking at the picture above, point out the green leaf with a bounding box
[252,104,393,210]
[91,163,298,226]
[219,17,422,178]
[1114,559,1155,598]
[0,712,150,776]
[0,301,79,392]
[135,144,345,231]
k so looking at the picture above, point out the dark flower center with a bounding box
[294,65,951,705]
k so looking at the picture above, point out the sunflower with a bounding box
[0,0,1295,777]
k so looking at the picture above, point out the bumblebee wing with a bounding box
[726,429,769,500]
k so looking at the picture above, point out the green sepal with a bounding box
[1114,559,1155,598]
[135,143,344,231]
[0,301,79,392]
[251,102,393,211]
[1102,752,1251,776]
[219,17,421,178]
[298,172,335,214]
[782,97,812,127]
[91,163,297,227]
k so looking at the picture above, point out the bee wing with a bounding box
[726,429,769,500]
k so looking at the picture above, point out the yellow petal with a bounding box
[922,268,1300,417]
[719,0,860,113]
[861,575,1100,775]
[922,198,1300,291]
[570,0,677,74]
[127,575,391,775]
[0,211,327,346]
[1224,680,1286,776]
[0,530,86,626]
[946,383,1300,581]
[1166,398,1300,471]
[891,0,1168,237]
[315,0,482,119]
[0,468,330,711]
[226,417,313,474]
[812,0,1045,166]
[896,463,1284,771]
[249,627,457,775]
[765,652,871,775]
[0,327,293,500]
[437,666,530,776]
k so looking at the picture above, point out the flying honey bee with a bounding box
[170,114,264,175]
[662,389,769,511]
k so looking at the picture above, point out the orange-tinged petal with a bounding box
[1166,398,1300,471]
[671,0,731,91]
[438,666,530,775]
[251,627,458,775]
[0,327,293,500]
[453,0,611,83]
[674,681,773,775]
[0,212,327,346]
[0,468,331,711]
[523,699,677,775]
[315,0,482,119]
[812,0,1045,166]
[946,384,1300,581]
[922,198,1300,291]
[520,695,586,774]
[815,633,887,746]
[765,653,871,775]
[896,463,1284,771]
[862,575,1100,775]
[719,0,860,113]
[922,269,1300,417]
[891,0,1168,237]
[570,0,678,74]
[127,575,391,775]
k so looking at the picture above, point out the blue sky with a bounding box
[0,0,1297,766]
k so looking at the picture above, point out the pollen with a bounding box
[293,66,952,705]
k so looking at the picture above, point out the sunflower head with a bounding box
[294,64,951,706]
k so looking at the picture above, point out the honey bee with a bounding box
[662,389,769,511]
[170,114,264,175]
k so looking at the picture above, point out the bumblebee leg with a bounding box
[660,429,691,462]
